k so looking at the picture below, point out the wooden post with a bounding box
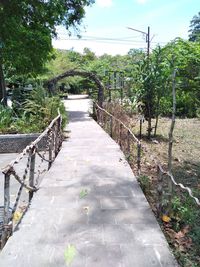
[92,102,96,117]
[110,116,113,138]
[119,123,122,148]
[99,110,102,126]
[127,130,130,161]
[29,148,36,201]
[48,131,53,170]
[120,87,123,105]
[1,173,11,248]
[109,89,111,102]
[167,68,177,211]
[54,122,59,157]
[96,105,100,123]
[157,165,163,216]
[137,142,141,175]
[139,117,142,140]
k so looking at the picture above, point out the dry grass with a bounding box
[132,117,200,199]
[101,102,200,198]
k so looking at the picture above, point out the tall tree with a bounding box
[0,0,94,105]
[189,11,200,42]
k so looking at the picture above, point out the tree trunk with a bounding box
[167,68,177,214]
[0,61,7,106]
[147,101,152,139]
[154,98,160,137]
[154,115,159,137]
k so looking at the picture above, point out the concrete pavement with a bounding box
[0,95,177,267]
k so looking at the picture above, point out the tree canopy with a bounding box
[0,0,94,103]
[189,11,200,42]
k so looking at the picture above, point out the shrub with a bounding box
[14,87,68,133]
[0,87,67,134]
[0,105,14,133]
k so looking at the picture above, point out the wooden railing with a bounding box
[94,102,200,215]
[0,113,62,249]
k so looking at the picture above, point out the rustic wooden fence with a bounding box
[94,102,200,215]
[0,113,62,249]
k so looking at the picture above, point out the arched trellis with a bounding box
[46,69,104,107]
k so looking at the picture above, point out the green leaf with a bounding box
[79,189,88,199]
[64,244,76,266]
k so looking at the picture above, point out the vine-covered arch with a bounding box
[47,69,104,106]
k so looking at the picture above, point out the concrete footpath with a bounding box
[0,95,177,267]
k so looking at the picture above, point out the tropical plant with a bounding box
[22,87,67,131]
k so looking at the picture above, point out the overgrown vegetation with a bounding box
[0,87,67,134]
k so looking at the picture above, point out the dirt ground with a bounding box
[134,117,200,199]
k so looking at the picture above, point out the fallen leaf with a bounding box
[162,214,171,223]
[64,244,76,266]
[13,211,22,223]
[79,189,88,199]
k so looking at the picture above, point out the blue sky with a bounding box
[52,0,200,55]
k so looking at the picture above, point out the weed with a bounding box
[138,175,151,193]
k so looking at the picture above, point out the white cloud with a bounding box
[96,0,113,8]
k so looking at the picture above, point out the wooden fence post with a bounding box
[119,123,122,148]
[157,165,163,216]
[1,173,11,249]
[127,130,130,162]
[110,116,113,138]
[139,117,143,140]
[54,121,59,157]
[48,130,53,170]
[29,148,36,201]
[137,142,141,175]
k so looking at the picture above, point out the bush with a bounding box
[0,105,14,133]
[0,87,67,134]
[13,87,68,133]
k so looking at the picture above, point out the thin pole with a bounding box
[29,148,36,201]
[147,26,150,58]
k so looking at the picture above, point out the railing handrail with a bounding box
[0,112,63,249]
[94,102,139,143]
[94,102,200,207]
[2,113,61,175]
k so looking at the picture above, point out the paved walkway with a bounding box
[0,96,177,266]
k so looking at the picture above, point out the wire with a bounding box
[56,35,168,45]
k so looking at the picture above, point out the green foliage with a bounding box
[138,175,151,193]
[11,87,30,116]
[160,38,200,117]
[0,105,13,133]
[0,0,94,73]
[21,87,67,131]
[0,0,95,103]
[170,194,200,266]
[42,38,200,120]
[13,114,44,134]
[0,87,67,133]
[171,195,200,227]
[189,11,200,42]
